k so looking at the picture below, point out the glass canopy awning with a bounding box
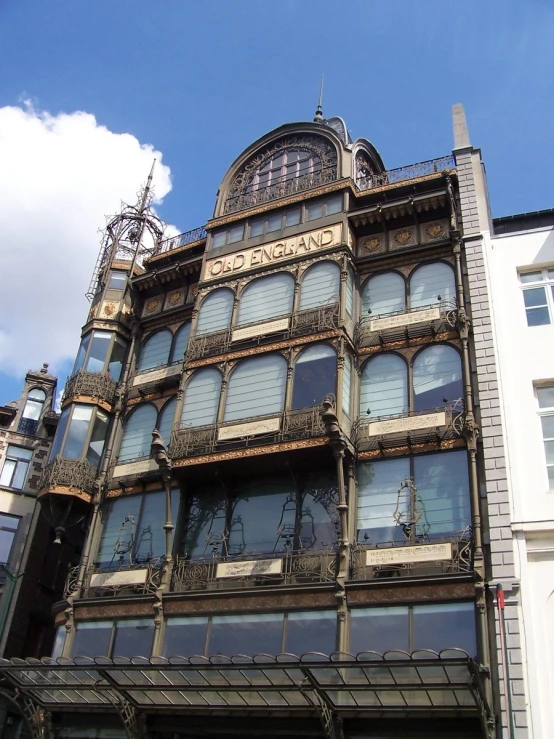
[0,650,490,721]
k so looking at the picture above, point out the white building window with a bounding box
[0,514,19,563]
[0,445,33,490]
[520,269,554,326]
[537,386,554,491]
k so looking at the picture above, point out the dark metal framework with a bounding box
[355,155,456,191]
[39,456,98,499]
[154,226,208,256]
[62,370,118,408]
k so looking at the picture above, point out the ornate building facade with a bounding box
[0,108,527,738]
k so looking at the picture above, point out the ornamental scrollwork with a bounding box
[62,370,118,407]
[39,456,98,496]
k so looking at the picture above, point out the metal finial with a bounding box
[139,159,156,214]
[314,74,324,122]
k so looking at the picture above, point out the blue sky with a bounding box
[0,0,553,404]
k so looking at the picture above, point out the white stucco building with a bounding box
[484,209,554,738]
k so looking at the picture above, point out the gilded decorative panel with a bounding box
[389,226,417,250]
[142,295,163,317]
[421,219,449,243]
[357,234,385,257]
[164,288,184,311]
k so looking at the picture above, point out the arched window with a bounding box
[292,345,336,410]
[362,272,405,317]
[410,262,456,309]
[157,398,177,446]
[196,289,234,336]
[237,273,294,326]
[299,262,340,310]
[248,150,322,193]
[170,322,191,364]
[413,345,463,410]
[137,330,172,372]
[181,368,222,428]
[224,355,287,422]
[360,354,408,419]
[118,404,157,463]
[18,387,46,434]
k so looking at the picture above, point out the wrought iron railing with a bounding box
[84,561,163,597]
[17,417,38,435]
[38,455,98,497]
[170,405,326,459]
[355,300,458,347]
[186,303,340,362]
[62,370,118,407]
[355,155,456,192]
[224,165,338,214]
[350,529,473,581]
[153,226,207,256]
[354,401,465,450]
[172,548,338,592]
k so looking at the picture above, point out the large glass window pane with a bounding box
[228,224,244,243]
[72,621,112,658]
[267,213,282,232]
[413,345,463,410]
[229,479,294,555]
[108,271,127,290]
[357,459,410,544]
[118,404,157,462]
[286,611,336,656]
[306,200,324,221]
[22,388,45,420]
[212,231,226,248]
[183,486,227,559]
[181,368,222,428]
[224,354,287,422]
[414,451,471,536]
[85,331,112,373]
[538,386,554,408]
[523,287,550,326]
[301,471,338,549]
[137,330,172,372]
[73,334,91,374]
[50,406,70,460]
[170,322,191,364]
[285,208,301,226]
[134,490,180,564]
[96,496,143,568]
[63,405,93,459]
[350,607,409,654]
[0,460,16,488]
[86,410,109,468]
[108,336,127,381]
[326,194,342,215]
[362,272,405,317]
[410,262,456,308]
[163,617,209,658]
[196,289,234,336]
[360,354,407,418]
[413,602,476,656]
[112,619,154,658]
[158,398,176,447]
[346,269,354,317]
[342,354,352,416]
[1,446,32,489]
[249,219,264,238]
[292,344,336,409]
[300,262,340,310]
[0,515,18,563]
[209,613,284,657]
[237,273,294,326]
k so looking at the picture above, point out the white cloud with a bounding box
[0,102,175,376]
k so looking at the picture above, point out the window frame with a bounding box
[50,403,110,468]
[537,384,554,491]
[0,445,33,490]
[520,268,554,326]
[71,618,155,659]
[136,329,173,373]
[292,343,337,411]
[0,514,20,564]
[73,330,128,380]
[118,398,176,463]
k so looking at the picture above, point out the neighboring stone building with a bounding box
[0,107,533,739]
[480,208,554,738]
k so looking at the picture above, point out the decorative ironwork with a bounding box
[38,455,98,497]
[351,528,474,581]
[84,561,163,598]
[355,300,458,348]
[170,405,327,460]
[17,417,38,436]
[154,225,207,256]
[171,548,338,593]
[354,400,465,451]
[62,370,117,407]
[63,565,80,599]
[18,692,51,739]
[185,303,339,362]
[355,154,456,191]
[225,136,338,214]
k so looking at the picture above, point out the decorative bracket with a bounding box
[98,672,147,739]
[14,690,52,739]
[299,674,344,739]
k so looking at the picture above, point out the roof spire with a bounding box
[138,158,156,214]
[314,74,324,122]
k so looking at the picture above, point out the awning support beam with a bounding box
[98,670,147,739]
[299,672,344,739]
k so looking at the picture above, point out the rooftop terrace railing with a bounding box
[153,225,207,257]
[355,154,456,191]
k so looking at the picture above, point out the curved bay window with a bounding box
[182,471,338,559]
[292,344,336,409]
[224,354,287,422]
[360,344,463,419]
[180,368,222,428]
[361,262,456,318]
[73,330,128,381]
[49,403,109,468]
[236,272,294,326]
[300,261,340,311]
[96,489,181,569]
[196,288,234,336]
[356,450,471,546]
[18,387,46,434]
[118,398,175,463]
